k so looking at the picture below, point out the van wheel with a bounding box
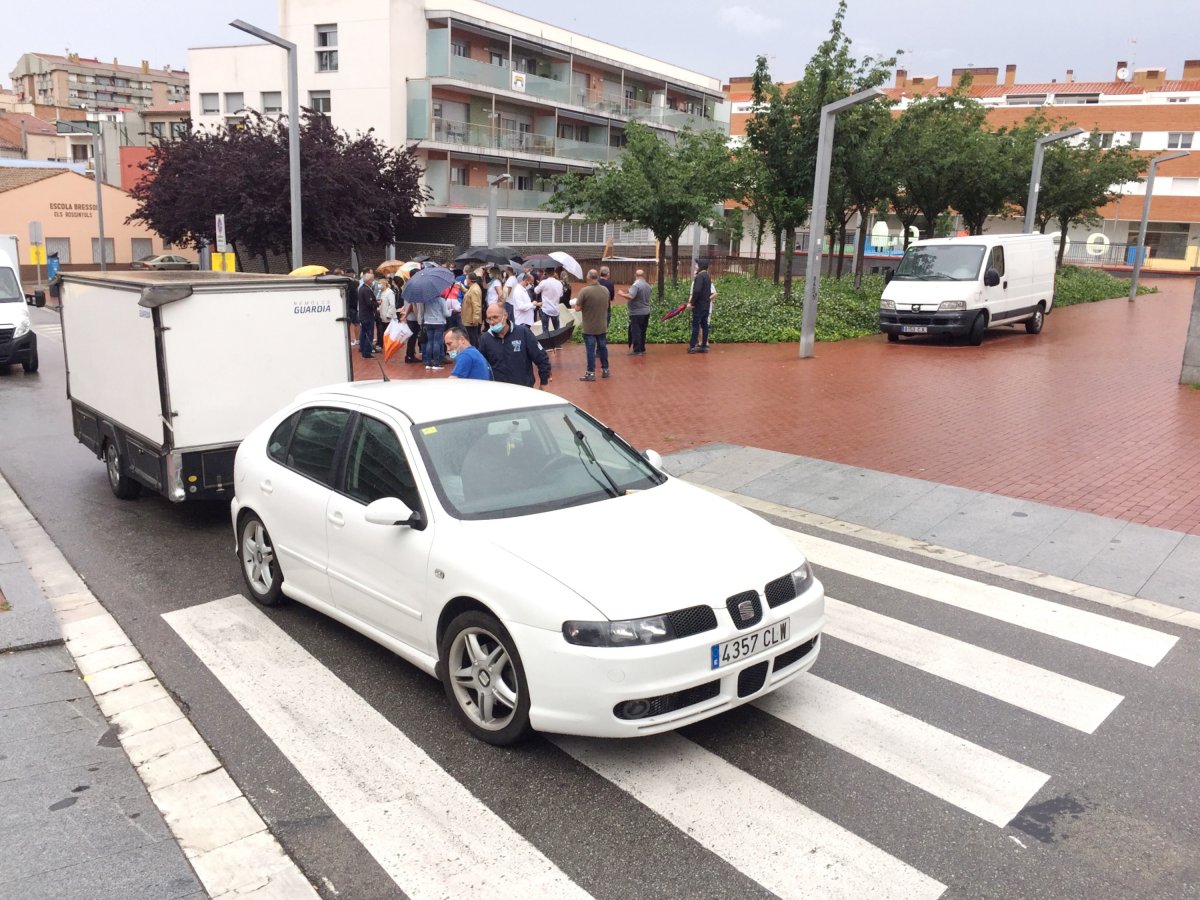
[104,440,141,500]
[21,345,38,373]
[1025,306,1045,334]
[968,313,986,346]
[887,332,899,343]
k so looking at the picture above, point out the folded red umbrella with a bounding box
[661,303,688,321]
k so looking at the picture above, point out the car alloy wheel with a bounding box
[441,612,531,745]
[239,514,283,605]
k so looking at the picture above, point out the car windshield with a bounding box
[0,268,21,302]
[414,403,665,520]
[894,245,985,281]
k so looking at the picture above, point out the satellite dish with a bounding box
[1116,67,1129,81]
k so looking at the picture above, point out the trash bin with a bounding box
[1125,245,1149,265]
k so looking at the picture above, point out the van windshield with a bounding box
[0,269,21,302]
[894,245,985,282]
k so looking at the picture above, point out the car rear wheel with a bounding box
[239,513,284,606]
[440,611,532,746]
[1025,306,1045,334]
[968,312,987,346]
[104,440,141,499]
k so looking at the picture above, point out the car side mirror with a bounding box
[984,268,1000,287]
[884,269,894,283]
[364,497,425,530]
[643,448,664,470]
[33,289,46,308]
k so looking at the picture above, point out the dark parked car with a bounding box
[131,254,198,271]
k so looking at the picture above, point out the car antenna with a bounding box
[373,358,390,382]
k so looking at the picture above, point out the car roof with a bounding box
[911,235,1051,248]
[296,379,567,425]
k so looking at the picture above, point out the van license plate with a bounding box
[901,326,928,334]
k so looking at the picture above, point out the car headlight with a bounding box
[12,318,31,338]
[792,561,815,595]
[938,301,966,311]
[879,299,895,310]
[563,615,675,647]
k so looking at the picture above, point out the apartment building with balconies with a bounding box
[188,0,727,250]
[9,53,189,113]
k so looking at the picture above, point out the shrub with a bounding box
[1053,265,1155,306]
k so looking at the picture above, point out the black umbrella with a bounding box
[401,266,456,304]
[411,254,432,262]
[455,246,523,267]
[520,254,557,269]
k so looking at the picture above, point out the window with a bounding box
[316,24,338,72]
[451,41,469,58]
[45,237,70,264]
[282,407,351,484]
[261,91,282,114]
[131,238,152,260]
[489,51,507,68]
[224,92,244,114]
[316,23,337,46]
[1006,94,1047,106]
[988,246,1005,277]
[557,122,589,142]
[200,92,219,114]
[91,238,115,264]
[1168,97,1188,103]
[1097,132,1114,149]
[1126,222,1188,260]
[1129,132,1143,149]
[344,417,419,509]
[450,166,469,185]
[317,49,338,72]
[515,175,533,191]
[150,122,165,138]
[267,413,300,464]
[1172,177,1199,195]
[1168,132,1194,149]
[171,121,188,139]
[309,90,331,115]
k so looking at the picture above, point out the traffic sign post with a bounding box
[215,214,227,253]
[29,221,44,291]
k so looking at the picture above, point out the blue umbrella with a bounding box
[401,266,455,304]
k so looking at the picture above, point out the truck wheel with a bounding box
[887,332,899,343]
[1025,306,1045,334]
[238,513,284,606]
[440,611,532,746]
[21,344,38,373]
[968,313,986,346]
[104,440,141,500]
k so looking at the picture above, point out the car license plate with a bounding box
[711,619,789,669]
[901,325,928,333]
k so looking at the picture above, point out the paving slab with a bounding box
[0,539,63,652]
[1017,510,1129,581]
[1072,520,1187,597]
[1135,533,1200,611]
[917,493,1077,566]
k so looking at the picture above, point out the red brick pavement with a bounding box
[356,276,1200,535]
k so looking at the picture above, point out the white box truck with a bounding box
[879,234,1056,345]
[0,235,44,373]
[60,270,355,501]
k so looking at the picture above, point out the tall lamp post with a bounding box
[1023,128,1084,233]
[487,173,512,249]
[230,19,303,268]
[1129,150,1188,301]
[800,86,885,358]
[58,120,107,272]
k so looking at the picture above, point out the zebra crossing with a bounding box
[162,523,1181,899]
[34,322,63,342]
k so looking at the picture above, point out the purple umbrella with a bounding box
[401,266,455,304]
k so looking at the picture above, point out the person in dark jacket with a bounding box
[357,268,378,358]
[687,258,713,353]
[479,303,552,389]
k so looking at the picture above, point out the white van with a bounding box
[879,234,1056,345]
[0,240,41,373]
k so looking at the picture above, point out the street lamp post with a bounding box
[487,173,512,249]
[230,19,303,268]
[59,120,108,272]
[1023,128,1085,233]
[1129,150,1188,302]
[800,87,885,359]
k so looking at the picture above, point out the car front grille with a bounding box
[773,636,819,673]
[725,591,763,629]
[613,679,721,720]
[764,573,797,608]
[737,661,770,697]
[0,326,14,343]
[666,604,718,638]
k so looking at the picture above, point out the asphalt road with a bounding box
[2,308,1197,899]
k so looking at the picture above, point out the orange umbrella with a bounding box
[376,259,405,276]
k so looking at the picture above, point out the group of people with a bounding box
[343,256,717,387]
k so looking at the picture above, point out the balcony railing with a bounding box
[431,117,555,156]
[436,184,556,210]
[427,54,573,105]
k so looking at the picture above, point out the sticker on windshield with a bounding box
[421,426,438,435]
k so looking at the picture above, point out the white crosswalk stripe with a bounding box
[824,596,1124,733]
[164,595,591,900]
[755,674,1049,828]
[34,323,62,341]
[553,732,947,900]
[790,531,1178,667]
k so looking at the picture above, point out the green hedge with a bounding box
[576,268,1154,345]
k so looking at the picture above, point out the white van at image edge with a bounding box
[879,233,1057,346]
[0,236,43,374]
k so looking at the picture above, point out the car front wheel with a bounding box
[239,513,284,606]
[441,611,532,746]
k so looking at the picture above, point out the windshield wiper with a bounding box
[562,414,623,498]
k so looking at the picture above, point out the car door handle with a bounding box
[259,480,274,494]
[1002,280,1008,289]
[327,510,345,527]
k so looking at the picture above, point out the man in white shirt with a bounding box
[510,272,537,327]
[501,265,519,322]
[533,270,563,334]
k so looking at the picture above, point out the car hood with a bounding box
[465,478,806,621]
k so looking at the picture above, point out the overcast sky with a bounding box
[2,0,1193,89]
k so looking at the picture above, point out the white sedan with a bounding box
[232,381,825,744]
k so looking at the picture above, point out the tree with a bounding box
[129,111,428,271]
[545,121,734,301]
[836,105,895,286]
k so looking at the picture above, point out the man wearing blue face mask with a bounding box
[479,303,552,389]
[444,327,492,380]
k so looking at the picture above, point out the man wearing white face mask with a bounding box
[444,327,492,380]
[478,303,552,389]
